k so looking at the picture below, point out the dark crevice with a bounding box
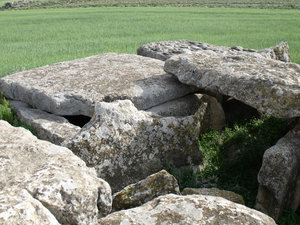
[63,115,91,128]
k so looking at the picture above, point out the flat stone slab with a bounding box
[10,101,81,145]
[0,53,196,117]
[164,51,300,118]
[0,120,112,224]
[137,40,290,62]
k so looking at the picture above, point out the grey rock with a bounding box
[147,93,225,131]
[256,120,300,220]
[164,51,300,118]
[112,170,180,211]
[137,40,290,62]
[99,194,276,225]
[0,188,60,225]
[182,187,245,205]
[0,53,196,117]
[64,100,206,192]
[10,100,81,145]
[0,120,112,224]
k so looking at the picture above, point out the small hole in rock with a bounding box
[64,115,91,128]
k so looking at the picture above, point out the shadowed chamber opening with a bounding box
[64,115,91,128]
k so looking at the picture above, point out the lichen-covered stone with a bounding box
[147,93,225,131]
[0,120,112,224]
[112,170,180,211]
[99,194,276,225]
[137,40,290,62]
[0,53,196,117]
[164,51,300,118]
[10,100,81,145]
[64,100,206,192]
[182,187,245,205]
[256,120,300,220]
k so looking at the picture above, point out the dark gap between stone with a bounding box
[63,115,91,128]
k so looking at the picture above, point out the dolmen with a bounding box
[0,40,299,224]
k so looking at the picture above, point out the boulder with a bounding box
[182,187,245,205]
[0,53,196,117]
[10,100,81,145]
[112,170,180,211]
[0,120,112,224]
[137,40,290,62]
[256,120,300,220]
[164,51,300,118]
[99,194,276,225]
[147,93,225,131]
[64,100,206,192]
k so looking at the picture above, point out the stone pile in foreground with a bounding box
[0,120,112,225]
[64,100,206,192]
[164,50,300,118]
[137,40,290,62]
[99,194,276,225]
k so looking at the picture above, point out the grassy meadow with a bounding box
[0,6,300,224]
[1,7,300,77]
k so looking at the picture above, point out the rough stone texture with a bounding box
[0,188,60,225]
[64,100,206,193]
[10,100,81,145]
[112,170,180,211]
[99,194,276,225]
[0,120,112,225]
[0,53,196,117]
[147,93,225,131]
[137,40,290,62]
[182,187,245,205]
[164,51,300,118]
[256,120,300,220]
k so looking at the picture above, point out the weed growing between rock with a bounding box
[0,92,37,136]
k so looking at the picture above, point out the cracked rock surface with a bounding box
[64,100,206,192]
[0,120,112,225]
[0,53,196,117]
[164,50,300,118]
[99,194,276,225]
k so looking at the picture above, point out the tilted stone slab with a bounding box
[256,120,300,220]
[182,187,245,205]
[0,120,112,224]
[112,170,180,211]
[0,53,196,117]
[64,100,206,192]
[10,101,81,145]
[164,51,300,118]
[99,194,276,225]
[137,40,290,62]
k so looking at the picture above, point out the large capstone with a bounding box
[64,100,206,192]
[137,40,290,62]
[98,194,276,225]
[0,53,196,117]
[256,120,300,220]
[0,120,112,225]
[164,51,300,118]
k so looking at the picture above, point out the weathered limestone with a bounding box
[10,101,81,145]
[99,194,276,225]
[147,93,225,131]
[0,53,196,117]
[256,120,300,220]
[137,40,290,62]
[112,170,180,211]
[0,120,112,224]
[64,100,206,192]
[182,187,245,205]
[164,51,300,118]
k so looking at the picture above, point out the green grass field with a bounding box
[1,7,300,78]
